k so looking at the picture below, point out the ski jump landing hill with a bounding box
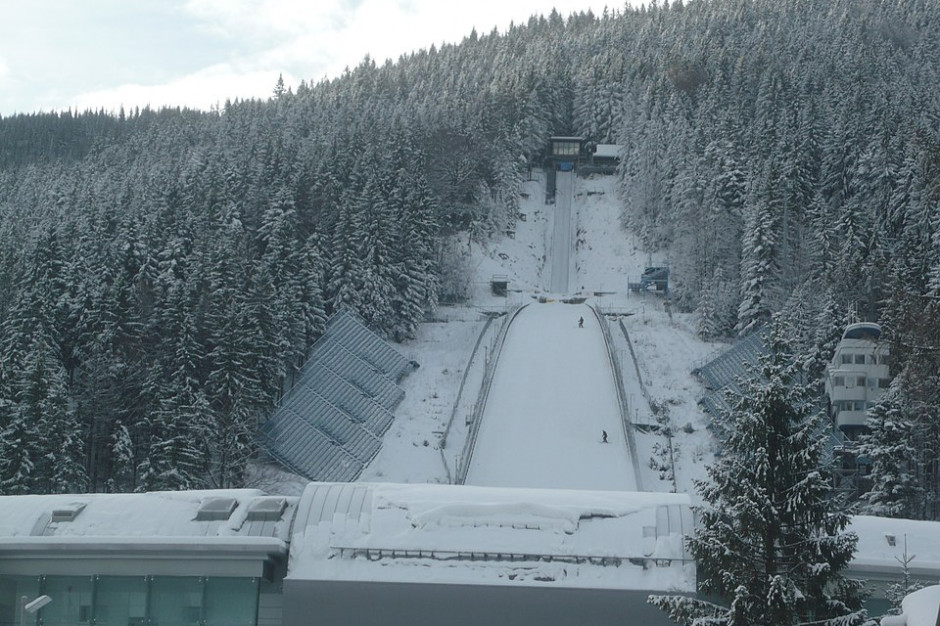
[460,170,643,492]
[463,301,639,492]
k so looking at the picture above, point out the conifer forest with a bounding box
[1,0,939,514]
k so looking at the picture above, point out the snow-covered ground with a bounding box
[341,170,720,497]
[465,302,636,491]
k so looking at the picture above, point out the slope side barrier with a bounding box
[439,315,497,484]
[456,304,529,484]
[591,306,644,492]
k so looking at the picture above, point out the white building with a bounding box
[283,482,695,626]
[849,515,940,616]
[825,322,892,439]
[0,490,294,626]
[0,483,694,626]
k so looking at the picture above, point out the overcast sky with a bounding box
[0,1,642,117]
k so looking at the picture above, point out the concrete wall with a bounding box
[284,580,681,626]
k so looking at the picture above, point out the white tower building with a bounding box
[824,322,892,439]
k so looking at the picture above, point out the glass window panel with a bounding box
[855,354,866,364]
[841,354,852,364]
[0,575,42,626]
[553,141,580,156]
[94,577,148,626]
[151,577,203,626]
[41,577,94,626]
[205,578,258,626]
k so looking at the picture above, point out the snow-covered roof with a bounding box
[0,489,294,539]
[849,515,940,579]
[843,322,882,341]
[287,482,695,591]
[0,490,295,576]
[594,144,621,159]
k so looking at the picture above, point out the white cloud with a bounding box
[176,0,634,89]
[70,62,292,113]
[9,0,644,114]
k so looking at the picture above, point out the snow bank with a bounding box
[882,585,940,626]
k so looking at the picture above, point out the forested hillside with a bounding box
[1,0,939,505]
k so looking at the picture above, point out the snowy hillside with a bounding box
[346,171,721,497]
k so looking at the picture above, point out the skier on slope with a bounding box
[602,430,608,443]
[578,316,584,328]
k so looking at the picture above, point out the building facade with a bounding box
[4,481,937,626]
[0,491,293,626]
[825,322,891,439]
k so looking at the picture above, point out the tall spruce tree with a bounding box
[650,336,869,626]
[857,387,925,518]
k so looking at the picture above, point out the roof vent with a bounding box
[51,502,87,523]
[246,498,287,521]
[195,497,238,521]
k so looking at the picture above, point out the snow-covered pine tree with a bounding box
[30,332,87,494]
[105,421,136,493]
[857,386,925,518]
[736,168,782,336]
[356,176,396,335]
[884,533,925,616]
[389,165,440,341]
[298,233,328,350]
[877,265,940,519]
[204,212,266,489]
[137,287,210,492]
[650,334,869,626]
[326,192,365,314]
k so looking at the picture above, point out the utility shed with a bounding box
[590,144,622,172]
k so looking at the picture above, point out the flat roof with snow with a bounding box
[594,144,621,159]
[0,490,294,577]
[287,481,695,592]
[849,515,940,581]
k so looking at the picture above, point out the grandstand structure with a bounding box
[259,310,416,482]
[692,327,770,417]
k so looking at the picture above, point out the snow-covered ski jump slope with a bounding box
[464,302,637,491]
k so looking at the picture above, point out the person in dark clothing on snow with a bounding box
[602,430,608,443]
[578,316,584,328]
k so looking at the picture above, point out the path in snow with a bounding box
[549,171,573,294]
[464,302,637,490]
